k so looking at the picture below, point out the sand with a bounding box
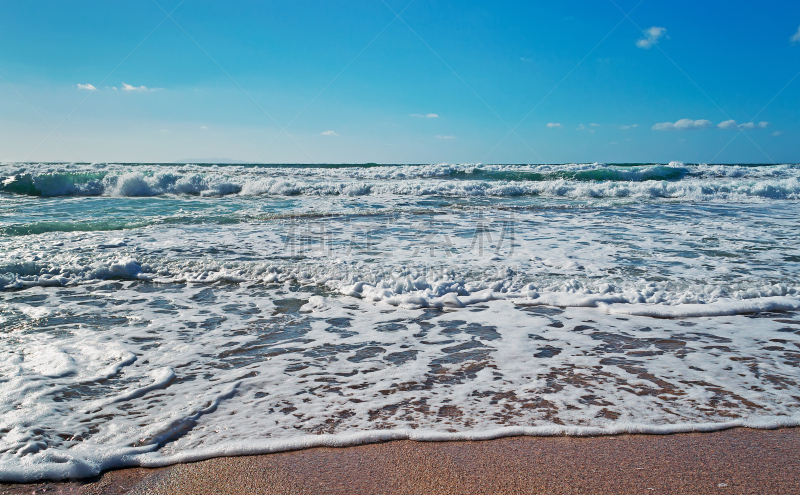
[1,427,798,494]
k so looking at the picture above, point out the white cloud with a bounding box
[122,83,150,92]
[321,130,338,136]
[652,118,712,131]
[576,124,595,133]
[77,83,96,91]
[792,26,800,43]
[200,125,209,130]
[590,123,601,127]
[772,131,784,137]
[718,120,770,130]
[546,123,561,128]
[637,26,667,49]
[620,124,638,130]
[436,135,455,140]
[410,113,439,118]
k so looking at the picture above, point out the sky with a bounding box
[1,0,799,164]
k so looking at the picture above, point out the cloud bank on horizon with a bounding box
[653,119,772,131]
[718,120,770,130]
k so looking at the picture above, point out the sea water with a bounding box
[1,162,799,481]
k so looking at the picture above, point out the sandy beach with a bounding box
[1,427,797,494]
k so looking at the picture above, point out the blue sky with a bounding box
[1,1,799,164]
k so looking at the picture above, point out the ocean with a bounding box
[1,161,799,481]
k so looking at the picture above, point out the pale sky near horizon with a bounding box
[1,1,799,164]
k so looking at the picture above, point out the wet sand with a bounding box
[2,427,798,494]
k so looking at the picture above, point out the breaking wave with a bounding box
[1,162,800,201]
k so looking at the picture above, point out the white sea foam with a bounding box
[2,290,799,481]
[600,297,800,317]
[2,205,798,314]
[2,162,800,482]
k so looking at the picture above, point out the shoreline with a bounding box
[2,427,798,494]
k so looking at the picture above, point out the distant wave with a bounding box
[2,162,800,201]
